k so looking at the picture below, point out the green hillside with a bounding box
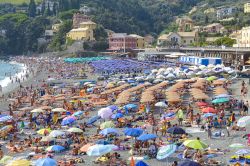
[0,0,41,5]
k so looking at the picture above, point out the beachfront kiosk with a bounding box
[179,56,222,66]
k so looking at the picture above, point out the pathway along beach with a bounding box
[0,56,248,166]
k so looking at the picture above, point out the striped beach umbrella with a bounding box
[237,116,250,127]
[0,116,13,122]
[157,144,177,160]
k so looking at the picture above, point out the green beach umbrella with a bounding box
[183,139,208,150]
[212,98,229,104]
[207,76,217,81]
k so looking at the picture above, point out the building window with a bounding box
[190,40,193,43]
[184,40,186,43]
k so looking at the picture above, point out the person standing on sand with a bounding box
[177,108,183,126]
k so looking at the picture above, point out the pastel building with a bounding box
[109,33,137,51]
[129,34,145,49]
[244,2,250,13]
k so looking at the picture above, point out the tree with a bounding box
[205,15,209,24]
[41,1,45,15]
[214,37,236,47]
[28,0,36,17]
[94,25,108,41]
[45,3,51,16]
[52,2,57,16]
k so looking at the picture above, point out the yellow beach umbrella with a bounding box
[37,128,52,135]
[7,159,31,166]
[183,139,208,150]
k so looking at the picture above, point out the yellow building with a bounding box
[129,34,145,48]
[244,2,250,13]
[234,26,250,47]
[52,23,61,32]
[67,21,96,41]
[178,31,198,46]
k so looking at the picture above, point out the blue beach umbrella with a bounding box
[124,104,138,110]
[137,134,157,141]
[35,157,57,166]
[178,160,201,166]
[0,116,13,122]
[124,128,143,137]
[96,139,111,145]
[167,127,186,135]
[215,94,230,98]
[108,105,119,111]
[87,144,115,156]
[87,116,101,125]
[157,144,177,160]
[46,145,65,152]
[202,113,217,118]
[136,161,149,166]
[61,116,76,126]
[72,111,83,117]
[111,113,124,119]
[99,128,119,136]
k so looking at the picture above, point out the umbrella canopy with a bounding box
[72,111,84,117]
[137,134,157,141]
[67,127,83,133]
[0,116,13,122]
[0,156,13,164]
[80,143,94,152]
[235,149,250,155]
[52,108,67,113]
[111,113,124,119]
[157,144,177,160]
[87,144,115,156]
[212,98,229,104]
[31,108,45,113]
[96,139,111,145]
[6,159,31,166]
[37,128,52,135]
[136,161,149,166]
[203,113,217,118]
[98,107,113,119]
[46,145,65,152]
[215,94,230,98]
[229,143,245,148]
[40,136,55,142]
[49,130,65,137]
[202,107,218,113]
[155,102,167,108]
[124,128,143,137]
[108,105,118,111]
[178,160,201,166]
[36,158,57,166]
[99,128,119,136]
[100,121,115,129]
[87,116,101,125]
[167,127,185,135]
[124,104,138,110]
[237,116,250,127]
[183,139,208,150]
[61,116,76,126]
[196,102,208,107]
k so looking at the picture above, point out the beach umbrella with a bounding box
[124,128,143,137]
[6,159,31,166]
[196,102,208,107]
[157,144,177,160]
[46,145,65,152]
[72,111,83,117]
[67,127,83,133]
[98,108,113,119]
[155,102,167,108]
[202,107,217,113]
[80,143,94,152]
[36,157,57,166]
[31,108,44,113]
[237,116,250,127]
[137,133,157,141]
[0,156,13,164]
[229,143,245,148]
[96,139,111,145]
[61,116,76,125]
[203,113,216,118]
[215,94,230,98]
[99,128,119,136]
[40,136,55,142]
[124,104,138,110]
[235,149,250,155]
[0,125,13,131]
[111,113,124,119]
[52,108,67,113]
[207,76,217,81]
[183,139,208,150]
[37,128,51,135]
[108,105,118,111]
[0,115,13,122]
[212,98,229,104]
[178,160,201,166]
[49,130,65,137]
[136,161,149,166]
[87,116,100,125]
[167,127,185,135]
[100,121,115,129]
[87,144,115,156]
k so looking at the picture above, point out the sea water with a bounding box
[0,61,26,87]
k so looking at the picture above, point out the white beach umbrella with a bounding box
[151,69,158,73]
[156,75,165,79]
[237,116,250,127]
[49,130,65,137]
[98,108,113,119]
[199,65,206,70]
[155,102,167,108]
[52,108,67,113]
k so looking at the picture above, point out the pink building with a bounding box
[109,33,137,51]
